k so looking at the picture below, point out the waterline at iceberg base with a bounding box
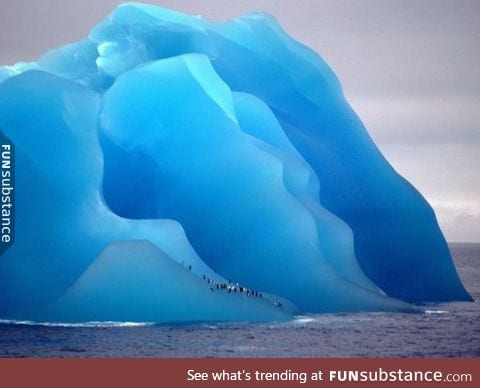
[0,3,471,324]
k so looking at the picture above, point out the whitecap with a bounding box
[0,319,155,328]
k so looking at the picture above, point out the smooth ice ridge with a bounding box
[0,3,471,323]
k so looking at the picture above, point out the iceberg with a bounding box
[0,3,470,323]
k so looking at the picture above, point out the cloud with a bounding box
[348,95,480,145]
[367,141,480,243]
[431,200,480,242]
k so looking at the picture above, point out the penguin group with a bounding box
[180,261,283,309]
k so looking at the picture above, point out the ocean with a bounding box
[0,243,478,358]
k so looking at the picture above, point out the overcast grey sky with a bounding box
[1,0,479,242]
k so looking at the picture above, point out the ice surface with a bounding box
[36,241,293,323]
[100,54,414,313]
[0,70,292,322]
[0,3,470,323]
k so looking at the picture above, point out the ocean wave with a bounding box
[424,310,449,314]
[0,319,155,328]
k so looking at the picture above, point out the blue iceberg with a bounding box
[0,3,470,323]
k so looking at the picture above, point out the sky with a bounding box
[1,0,479,242]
